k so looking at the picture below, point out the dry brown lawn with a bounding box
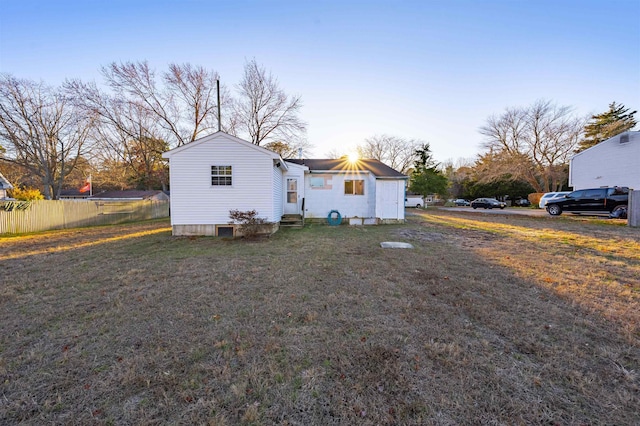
[1,211,638,425]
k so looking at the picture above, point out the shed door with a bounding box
[284,178,300,214]
[379,181,400,218]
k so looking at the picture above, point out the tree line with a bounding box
[458,100,637,200]
[1,60,636,202]
[327,101,636,202]
[0,59,307,199]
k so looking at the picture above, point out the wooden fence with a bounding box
[0,200,170,234]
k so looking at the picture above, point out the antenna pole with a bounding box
[217,79,221,132]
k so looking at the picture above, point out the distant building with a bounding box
[59,189,91,200]
[87,190,170,201]
[0,171,14,200]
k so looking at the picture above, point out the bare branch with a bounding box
[0,74,94,199]
[357,134,421,174]
[477,100,584,193]
[231,59,306,146]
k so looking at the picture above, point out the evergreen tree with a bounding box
[408,143,448,197]
[577,102,637,152]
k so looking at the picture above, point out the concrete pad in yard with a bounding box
[380,242,414,249]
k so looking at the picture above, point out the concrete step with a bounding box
[280,215,304,228]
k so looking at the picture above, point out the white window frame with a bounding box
[211,165,232,186]
[344,179,364,195]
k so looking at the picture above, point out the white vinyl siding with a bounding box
[303,172,376,219]
[570,132,640,190]
[272,164,284,220]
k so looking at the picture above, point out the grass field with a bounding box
[1,210,638,424]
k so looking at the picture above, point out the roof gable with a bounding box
[572,131,640,159]
[285,158,407,178]
[0,171,13,190]
[162,131,282,160]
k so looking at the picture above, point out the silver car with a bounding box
[539,192,570,208]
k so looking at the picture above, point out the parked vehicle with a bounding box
[471,198,506,209]
[539,191,571,208]
[545,187,628,217]
[513,198,531,207]
[405,197,424,208]
[454,199,470,206]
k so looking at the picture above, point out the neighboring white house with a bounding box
[162,132,408,236]
[569,131,640,190]
[0,171,13,200]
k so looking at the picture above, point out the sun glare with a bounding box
[347,152,359,163]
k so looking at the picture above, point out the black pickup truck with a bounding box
[545,187,628,218]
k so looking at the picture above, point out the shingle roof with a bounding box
[285,158,407,178]
[88,190,168,200]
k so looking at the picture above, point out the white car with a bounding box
[539,191,570,208]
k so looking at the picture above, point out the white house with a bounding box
[569,131,640,190]
[162,132,407,236]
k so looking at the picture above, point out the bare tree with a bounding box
[263,139,314,159]
[99,61,224,147]
[0,74,94,199]
[66,78,170,190]
[230,59,306,146]
[324,147,346,159]
[356,134,422,174]
[478,100,584,193]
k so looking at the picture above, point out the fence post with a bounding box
[629,190,640,228]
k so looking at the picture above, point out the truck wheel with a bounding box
[547,204,562,216]
[612,205,628,219]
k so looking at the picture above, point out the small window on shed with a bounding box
[620,134,630,144]
[211,166,232,186]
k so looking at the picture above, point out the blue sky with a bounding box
[1,0,639,163]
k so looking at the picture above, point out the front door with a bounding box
[284,178,299,214]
